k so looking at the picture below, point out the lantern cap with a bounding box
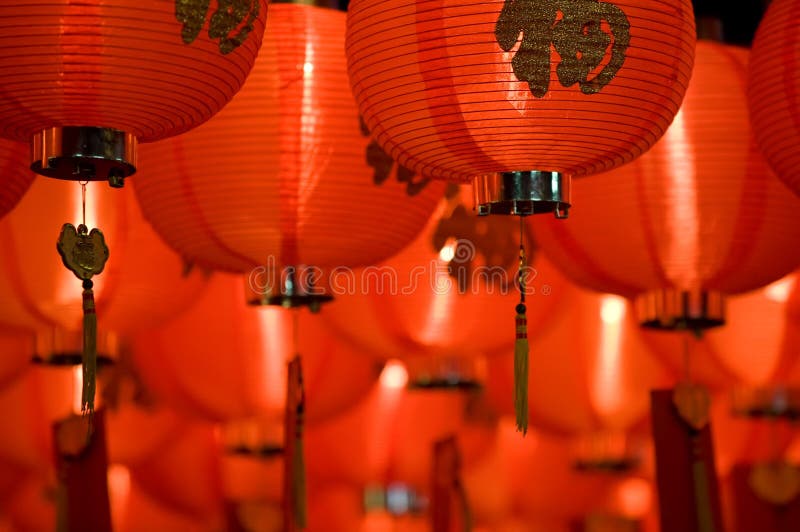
[405,355,485,391]
[244,267,333,312]
[635,289,725,331]
[731,387,800,420]
[473,172,570,217]
[572,432,640,473]
[31,127,137,187]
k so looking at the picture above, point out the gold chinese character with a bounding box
[496,0,630,97]
[176,0,260,54]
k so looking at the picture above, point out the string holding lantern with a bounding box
[748,0,800,198]
[345,0,696,433]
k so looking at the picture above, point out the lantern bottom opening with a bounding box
[473,171,570,218]
[405,355,485,391]
[635,289,725,331]
[244,267,333,312]
[731,387,800,420]
[31,126,137,187]
[32,327,118,368]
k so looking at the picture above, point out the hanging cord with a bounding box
[514,216,529,435]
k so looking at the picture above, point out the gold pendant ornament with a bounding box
[56,222,109,417]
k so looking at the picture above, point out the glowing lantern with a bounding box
[533,41,800,331]
[0,0,268,185]
[132,274,380,426]
[748,0,800,197]
[0,178,206,359]
[346,0,695,216]
[134,2,443,308]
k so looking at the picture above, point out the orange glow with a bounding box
[71,365,83,415]
[613,477,652,518]
[108,465,131,530]
[593,296,627,419]
[257,308,289,412]
[765,276,796,303]
[380,360,408,390]
[660,109,700,288]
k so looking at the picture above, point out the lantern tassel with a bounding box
[81,279,97,417]
[514,303,528,435]
[514,222,529,435]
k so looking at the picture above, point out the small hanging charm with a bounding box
[55,185,109,418]
[514,218,529,435]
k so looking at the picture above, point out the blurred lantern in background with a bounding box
[0,0,268,186]
[133,273,380,434]
[533,41,800,333]
[134,1,443,310]
[748,0,800,198]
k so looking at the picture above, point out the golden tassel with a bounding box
[82,279,97,416]
[514,234,529,435]
[514,302,529,435]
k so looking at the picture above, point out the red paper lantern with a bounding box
[748,0,800,197]
[0,178,206,358]
[0,0,268,184]
[346,0,696,215]
[321,185,574,364]
[133,274,380,425]
[533,41,800,330]
[134,2,443,306]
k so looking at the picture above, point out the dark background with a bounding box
[336,0,771,46]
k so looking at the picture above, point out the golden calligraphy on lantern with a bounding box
[496,0,630,97]
[175,0,260,54]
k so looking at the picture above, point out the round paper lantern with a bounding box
[533,41,800,330]
[0,178,206,358]
[134,2,443,307]
[133,274,381,425]
[346,0,696,216]
[748,0,800,197]
[321,185,574,364]
[486,291,672,436]
[0,0,268,184]
[0,139,33,220]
